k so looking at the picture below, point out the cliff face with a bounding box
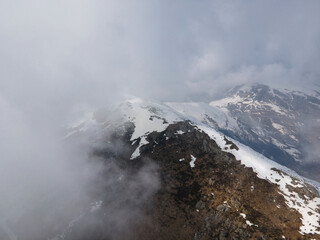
[62,121,319,240]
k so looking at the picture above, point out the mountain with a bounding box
[54,98,320,240]
[210,83,320,182]
[3,96,319,240]
[168,83,320,182]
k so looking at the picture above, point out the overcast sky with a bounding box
[1,0,320,112]
[1,1,320,238]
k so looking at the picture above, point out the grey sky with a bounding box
[1,1,320,110]
[1,1,320,238]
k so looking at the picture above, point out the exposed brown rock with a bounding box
[64,121,320,240]
[130,121,320,240]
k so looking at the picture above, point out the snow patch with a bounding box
[246,220,258,227]
[130,136,149,160]
[90,200,103,213]
[272,122,287,134]
[176,130,185,135]
[190,155,197,168]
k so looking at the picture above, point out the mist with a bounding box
[1,1,320,105]
[1,0,320,239]
[0,96,160,239]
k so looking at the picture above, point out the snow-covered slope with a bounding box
[65,98,183,159]
[167,84,320,183]
[198,124,320,235]
[166,102,239,131]
[210,83,320,165]
[65,97,320,236]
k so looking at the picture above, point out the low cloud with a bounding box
[0,96,102,239]
[0,97,160,239]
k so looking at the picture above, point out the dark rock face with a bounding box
[211,84,320,182]
[62,121,319,240]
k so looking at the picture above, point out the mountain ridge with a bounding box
[59,95,320,239]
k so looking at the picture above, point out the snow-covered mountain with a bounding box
[60,97,320,240]
[4,93,319,240]
[168,83,320,182]
[211,83,320,181]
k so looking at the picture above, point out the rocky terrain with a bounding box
[57,120,320,240]
[3,97,319,240]
[54,98,320,240]
[132,122,320,240]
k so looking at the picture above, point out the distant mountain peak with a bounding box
[228,82,320,98]
[209,84,320,181]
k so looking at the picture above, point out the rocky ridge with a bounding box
[58,98,320,240]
